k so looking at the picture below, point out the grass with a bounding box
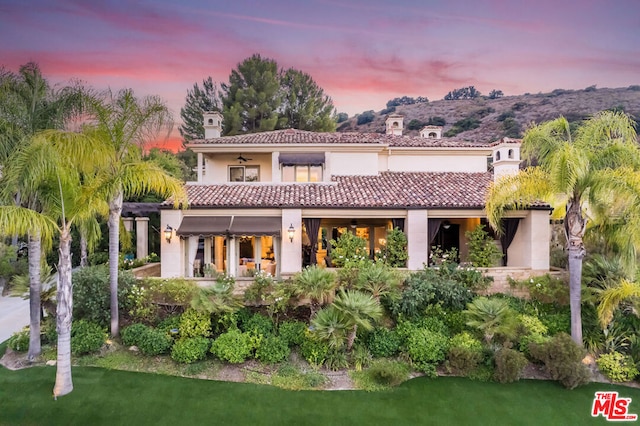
[1,361,639,425]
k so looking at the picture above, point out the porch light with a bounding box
[442,220,451,230]
[164,225,173,243]
[288,224,295,243]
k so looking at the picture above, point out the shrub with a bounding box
[241,313,274,337]
[329,232,369,267]
[244,271,276,304]
[366,359,410,387]
[529,333,591,389]
[255,335,290,364]
[171,337,210,364]
[447,332,484,376]
[211,329,252,364]
[356,110,375,125]
[73,265,136,327]
[391,267,474,319]
[494,348,528,383]
[157,315,182,337]
[407,328,449,369]
[351,344,372,371]
[325,348,349,371]
[148,278,198,307]
[509,274,569,305]
[278,320,306,347]
[137,328,173,356]
[465,225,502,267]
[7,329,29,352]
[367,327,402,358]
[376,228,408,267]
[121,323,150,347]
[596,352,639,383]
[71,320,106,356]
[299,331,330,369]
[179,309,211,339]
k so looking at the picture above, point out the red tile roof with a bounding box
[165,172,494,209]
[188,129,507,149]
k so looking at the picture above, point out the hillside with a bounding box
[338,86,640,142]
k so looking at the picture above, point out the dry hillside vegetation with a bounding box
[339,86,640,142]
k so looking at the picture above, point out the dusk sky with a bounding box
[2,0,639,150]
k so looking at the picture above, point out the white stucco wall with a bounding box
[507,210,550,270]
[407,210,429,270]
[386,153,488,173]
[280,209,302,275]
[202,153,273,183]
[329,152,379,176]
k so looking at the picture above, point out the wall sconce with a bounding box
[164,225,173,243]
[442,220,451,230]
[350,219,357,229]
[287,224,295,243]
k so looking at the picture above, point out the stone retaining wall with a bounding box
[479,267,567,298]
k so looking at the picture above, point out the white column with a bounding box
[160,210,182,278]
[407,210,428,270]
[197,152,203,182]
[280,209,302,275]
[272,151,281,183]
[135,217,149,259]
[228,237,237,277]
[122,217,134,233]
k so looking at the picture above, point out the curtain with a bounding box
[391,218,405,232]
[303,218,321,265]
[427,219,443,264]
[500,218,520,266]
[187,236,199,277]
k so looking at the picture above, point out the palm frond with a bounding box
[597,279,640,329]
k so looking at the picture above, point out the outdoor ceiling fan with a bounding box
[237,154,252,163]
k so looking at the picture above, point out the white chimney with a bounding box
[203,111,223,139]
[385,113,404,135]
[420,125,443,139]
[492,138,521,181]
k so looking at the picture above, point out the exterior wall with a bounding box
[202,153,273,183]
[280,209,302,275]
[507,210,550,270]
[407,210,429,270]
[329,152,379,176]
[385,153,488,173]
[160,209,184,278]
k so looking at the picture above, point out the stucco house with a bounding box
[159,112,550,280]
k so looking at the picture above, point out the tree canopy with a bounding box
[179,77,221,144]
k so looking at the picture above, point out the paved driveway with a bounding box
[0,294,29,343]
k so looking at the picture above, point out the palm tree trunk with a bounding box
[566,199,586,346]
[27,232,41,361]
[108,190,123,337]
[346,325,357,351]
[53,227,73,398]
[80,231,88,267]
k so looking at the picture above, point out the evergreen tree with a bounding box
[220,54,283,135]
[279,68,335,132]
[178,77,220,144]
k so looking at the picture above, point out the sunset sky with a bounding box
[2,0,639,151]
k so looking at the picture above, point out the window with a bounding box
[282,165,323,182]
[229,166,259,182]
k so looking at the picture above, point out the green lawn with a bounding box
[1,363,639,425]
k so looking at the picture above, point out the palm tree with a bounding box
[0,130,108,397]
[596,279,640,329]
[310,306,349,349]
[464,297,517,344]
[486,111,640,345]
[292,265,337,320]
[332,290,382,351]
[86,89,186,337]
[355,261,402,302]
[0,63,85,360]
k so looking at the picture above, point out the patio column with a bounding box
[122,217,134,233]
[281,209,302,275]
[407,210,428,270]
[135,217,149,259]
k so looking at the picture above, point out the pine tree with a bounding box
[178,77,220,144]
[220,54,283,135]
[280,68,335,132]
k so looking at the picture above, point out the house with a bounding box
[160,112,550,279]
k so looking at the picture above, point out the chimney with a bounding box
[492,138,521,181]
[420,125,443,139]
[385,113,404,136]
[203,111,223,139]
